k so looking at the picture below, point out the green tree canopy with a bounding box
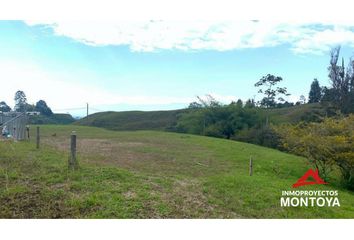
[14,90,27,112]
[0,101,11,112]
[255,74,290,108]
[35,100,53,116]
[308,78,322,103]
[275,115,354,189]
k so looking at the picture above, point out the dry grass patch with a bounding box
[41,135,227,178]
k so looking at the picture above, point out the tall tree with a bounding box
[25,103,36,112]
[35,100,53,116]
[14,90,27,112]
[244,99,256,108]
[308,78,322,103]
[0,101,11,112]
[196,95,221,108]
[327,47,349,101]
[188,102,203,109]
[324,46,354,113]
[299,95,307,104]
[236,99,243,108]
[345,57,354,92]
[344,57,354,113]
[255,74,290,108]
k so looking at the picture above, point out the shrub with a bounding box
[274,115,354,189]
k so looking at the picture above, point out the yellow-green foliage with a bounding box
[275,115,354,188]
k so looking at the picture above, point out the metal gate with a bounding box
[0,112,28,140]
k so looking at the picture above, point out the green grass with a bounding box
[0,124,353,218]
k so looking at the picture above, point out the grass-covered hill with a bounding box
[265,103,326,124]
[0,124,353,218]
[75,109,186,131]
[75,104,326,131]
[29,113,76,125]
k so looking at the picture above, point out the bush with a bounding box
[233,126,281,149]
[274,115,354,189]
[175,104,263,140]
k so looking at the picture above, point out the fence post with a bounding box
[26,125,30,140]
[249,156,253,176]
[69,131,78,170]
[36,126,40,149]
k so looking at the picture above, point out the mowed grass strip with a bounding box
[0,124,353,218]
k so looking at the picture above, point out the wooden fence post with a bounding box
[249,156,253,176]
[69,131,78,170]
[36,126,40,149]
[26,125,30,140]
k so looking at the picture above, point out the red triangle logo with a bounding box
[292,169,328,188]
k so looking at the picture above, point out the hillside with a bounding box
[75,109,187,131]
[29,113,76,125]
[0,124,353,218]
[265,103,326,124]
[75,103,326,131]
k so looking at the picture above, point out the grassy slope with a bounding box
[29,113,76,125]
[0,125,353,218]
[265,103,326,124]
[75,104,326,131]
[75,110,185,131]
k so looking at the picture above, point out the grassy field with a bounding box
[0,125,353,218]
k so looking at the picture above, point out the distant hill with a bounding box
[29,113,76,125]
[75,104,326,131]
[75,110,187,131]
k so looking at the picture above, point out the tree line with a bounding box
[307,46,354,114]
[174,46,354,190]
[274,46,354,190]
[0,90,53,116]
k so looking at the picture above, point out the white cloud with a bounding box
[25,20,354,54]
[291,26,354,54]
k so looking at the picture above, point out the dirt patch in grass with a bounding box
[123,190,137,199]
[148,177,241,218]
[41,137,224,177]
[0,181,75,218]
[43,137,146,156]
[43,137,160,166]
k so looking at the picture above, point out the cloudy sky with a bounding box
[1,20,354,116]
